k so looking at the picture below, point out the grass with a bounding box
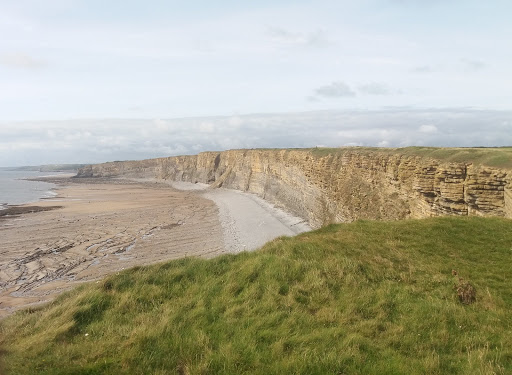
[1,217,512,374]
[307,146,512,169]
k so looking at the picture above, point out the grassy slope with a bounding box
[307,146,512,169]
[1,217,512,374]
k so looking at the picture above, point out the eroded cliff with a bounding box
[77,148,512,228]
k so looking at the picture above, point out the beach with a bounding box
[0,177,309,317]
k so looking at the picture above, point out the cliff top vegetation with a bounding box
[307,146,512,169]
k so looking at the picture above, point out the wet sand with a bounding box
[0,178,310,318]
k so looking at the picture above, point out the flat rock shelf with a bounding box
[0,177,310,317]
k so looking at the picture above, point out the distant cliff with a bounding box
[5,164,87,172]
[76,148,512,228]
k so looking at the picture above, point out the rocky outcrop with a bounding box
[76,149,512,228]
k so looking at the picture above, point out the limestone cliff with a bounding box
[76,149,512,228]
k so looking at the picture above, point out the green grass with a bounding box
[2,217,512,374]
[307,146,512,169]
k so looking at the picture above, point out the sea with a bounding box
[0,170,61,208]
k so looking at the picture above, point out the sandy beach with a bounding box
[0,177,309,317]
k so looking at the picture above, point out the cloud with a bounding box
[358,83,392,96]
[0,109,510,166]
[460,58,486,71]
[411,65,434,73]
[267,27,329,47]
[0,53,46,69]
[412,59,487,75]
[315,82,356,98]
[314,81,397,100]
[127,105,144,112]
[199,122,215,133]
[418,124,438,133]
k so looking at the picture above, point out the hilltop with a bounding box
[1,217,511,374]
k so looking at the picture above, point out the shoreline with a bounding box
[0,177,226,317]
[0,205,62,220]
[0,171,72,209]
[126,177,311,252]
[0,176,310,318]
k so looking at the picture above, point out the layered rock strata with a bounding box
[77,149,512,228]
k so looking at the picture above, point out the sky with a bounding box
[1,0,511,166]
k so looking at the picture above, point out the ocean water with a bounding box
[0,171,59,208]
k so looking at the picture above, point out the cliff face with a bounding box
[76,149,512,228]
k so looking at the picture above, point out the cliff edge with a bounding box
[76,147,512,228]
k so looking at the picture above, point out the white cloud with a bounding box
[228,116,242,128]
[0,109,510,166]
[315,82,356,98]
[358,83,392,96]
[460,58,486,71]
[267,27,329,47]
[411,65,434,73]
[199,122,215,133]
[0,52,45,69]
[418,124,438,133]
[378,140,390,147]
